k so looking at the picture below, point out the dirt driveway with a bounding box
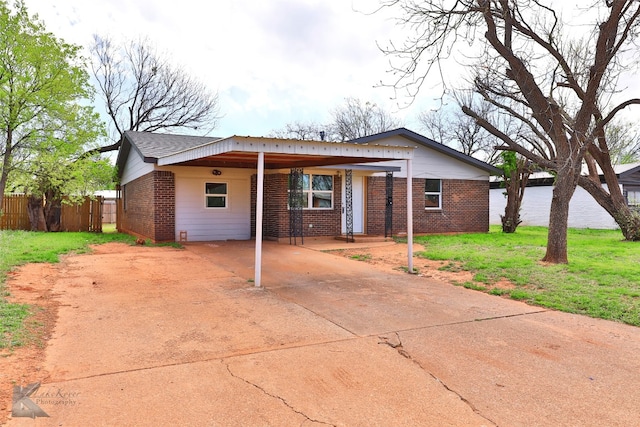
[2,240,640,426]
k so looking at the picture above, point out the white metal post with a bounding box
[407,159,414,273]
[254,151,265,287]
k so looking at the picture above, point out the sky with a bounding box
[24,0,439,139]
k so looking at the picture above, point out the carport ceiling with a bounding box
[170,151,396,169]
[157,136,414,169]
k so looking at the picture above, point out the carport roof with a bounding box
[117,131,414,174]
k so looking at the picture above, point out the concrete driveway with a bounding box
[6,240,640,426]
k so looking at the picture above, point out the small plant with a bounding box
[0,303,30,350]
[439,262,462,272]
[473,273,491,284]
[149,241,183,249]
[489,288,510,296]
[462,282,487,291]
[350,253,372,262]
[397,266,420,274]
[509,289,531,301]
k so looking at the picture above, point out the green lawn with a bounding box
[414,226,640,326]
[0,230,135,349]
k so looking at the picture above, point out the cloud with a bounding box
[24,0,420,137]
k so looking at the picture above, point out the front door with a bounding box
[341,174,364,234]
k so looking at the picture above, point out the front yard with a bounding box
[332,226,640,326]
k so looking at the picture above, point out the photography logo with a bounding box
[12,382,49,418]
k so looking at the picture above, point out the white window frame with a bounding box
[289,173,334,210]
[205,182,228,209]
[425,179,442,210]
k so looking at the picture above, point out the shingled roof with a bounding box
[116,131,223,176]
[116,128,501,177]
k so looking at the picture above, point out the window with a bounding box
[425,179,441,209]
[289,174,333,209]
[627,189,640,207]
[205,182,227,208]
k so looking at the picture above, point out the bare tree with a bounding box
[605,120,640,164]
[381,0,640,263]
[270,97,402,142]
[332,97,401,141]
[419,98,499,164]
[420,94,540,233]
[269,121,327,141]
[90,35,221,152]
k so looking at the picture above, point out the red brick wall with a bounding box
[367,177,490,235]
[251,172,342,239]
[120,170,175,242]
[153,171,176,241]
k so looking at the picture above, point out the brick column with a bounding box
[153,170,175,242]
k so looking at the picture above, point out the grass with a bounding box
[413,226,640,326]
[0,230,136,350]
[349,253,372,262]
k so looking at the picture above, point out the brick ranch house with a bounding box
[115,128,501,243]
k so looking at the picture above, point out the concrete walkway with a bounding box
[6,241,640,426]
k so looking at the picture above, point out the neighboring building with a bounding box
[116,128,500,242]
[490,163,640,229]
[95,190,117,224]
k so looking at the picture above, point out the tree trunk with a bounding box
[501,176,522,232]
[27,195,47,231]
[501,189,521,232]
[44,190,62,232]
[0,142,11,214]
[613,207,640,241]
[501,162,529,233]
[542,172,577,264]
[0,168,8,216]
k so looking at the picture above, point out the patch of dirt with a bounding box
[0,242,176,423]
[328,243,516,291]
[0,263,59,424]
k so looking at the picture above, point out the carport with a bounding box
[157,136,415,286]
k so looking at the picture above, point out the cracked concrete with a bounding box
[5,241,640,426]
[223,360,337,427]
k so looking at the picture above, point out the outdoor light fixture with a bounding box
[212,169,222,176]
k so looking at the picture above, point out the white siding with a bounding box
[490,185,619,229]
[120,149,154,185]
[366,136,490,180]
[170,166,253,241]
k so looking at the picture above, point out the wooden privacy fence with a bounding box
[0,194,29,230]
[1,194,104,232]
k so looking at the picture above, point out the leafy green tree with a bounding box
[9,126,111,230]
[0,0,107,229]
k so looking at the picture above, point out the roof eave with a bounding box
[350,127,502,175]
